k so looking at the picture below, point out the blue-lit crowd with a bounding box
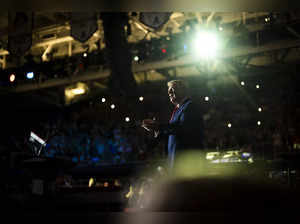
[34,118,165,165]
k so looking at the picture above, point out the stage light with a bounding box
[111,104,115,109]
[29,131,46,146]
[125,117,130,122]
[26,72,34,79]
[89,178,95,187]
[265,17,271,23]
[134,56,139,61]
[242,152,251,157]
[125,185,133,198]
[65,82,88,102]
[204,96,209,101]
[83,52,87,57]
[241,81,245,86]
[256,84,260,89]
[139,96,144,101]
[9,74,15,82]
[71,88,85,95]
[257,121,261,126]
[101,97,106,103]
[192,31,219,59]
[258,107,262,112]
[227,123,232,128]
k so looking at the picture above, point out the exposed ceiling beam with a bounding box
[13,70,110,92]
[133,39,300,72]
[0,49,9,56]
[33,36,74,48]
[8,38,300,93]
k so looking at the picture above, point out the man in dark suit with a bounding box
[142,80,204,170]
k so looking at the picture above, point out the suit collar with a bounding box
[178,97,191,107]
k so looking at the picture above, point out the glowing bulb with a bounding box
[125,117,130,122]
[101,97,106,103]
[204,96,209,101]
[256,84,260,89]
[258,107,262,112]
[26,72,34,79]
[134,56,139,61]
[83,52,87,57]
[139,96,144,101]
[257,121,261,126]
[227,123,232,128]
[111,104,115,109]
[241,81,245,86]
[9,74,15,82]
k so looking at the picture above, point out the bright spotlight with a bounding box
[134,56,139,61]
[139,96,144,101]
[101,97,106,103]
[111,104,115,109]
[258,107,262,112]
[241,81,245,86]
[26,72,34,79]
[9,74,16,82]
[83,52,87,57]
[256,84,260,89]
[257,121,261,126]
[193,31,219,59]
[204,96,209,101]
[125,117,130,122]
[227,123,232,128]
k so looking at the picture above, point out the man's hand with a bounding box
[141,119,159,132]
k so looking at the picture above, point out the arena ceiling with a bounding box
[0,12,272,59]
[1,12,300,107]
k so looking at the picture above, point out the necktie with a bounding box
[170,106,179,122]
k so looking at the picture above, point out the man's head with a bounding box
[167,80,188,106]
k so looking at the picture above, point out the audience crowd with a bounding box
[19,108,296,167]
[26,116,166,165]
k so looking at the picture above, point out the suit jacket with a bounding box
[159,98,204,169]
